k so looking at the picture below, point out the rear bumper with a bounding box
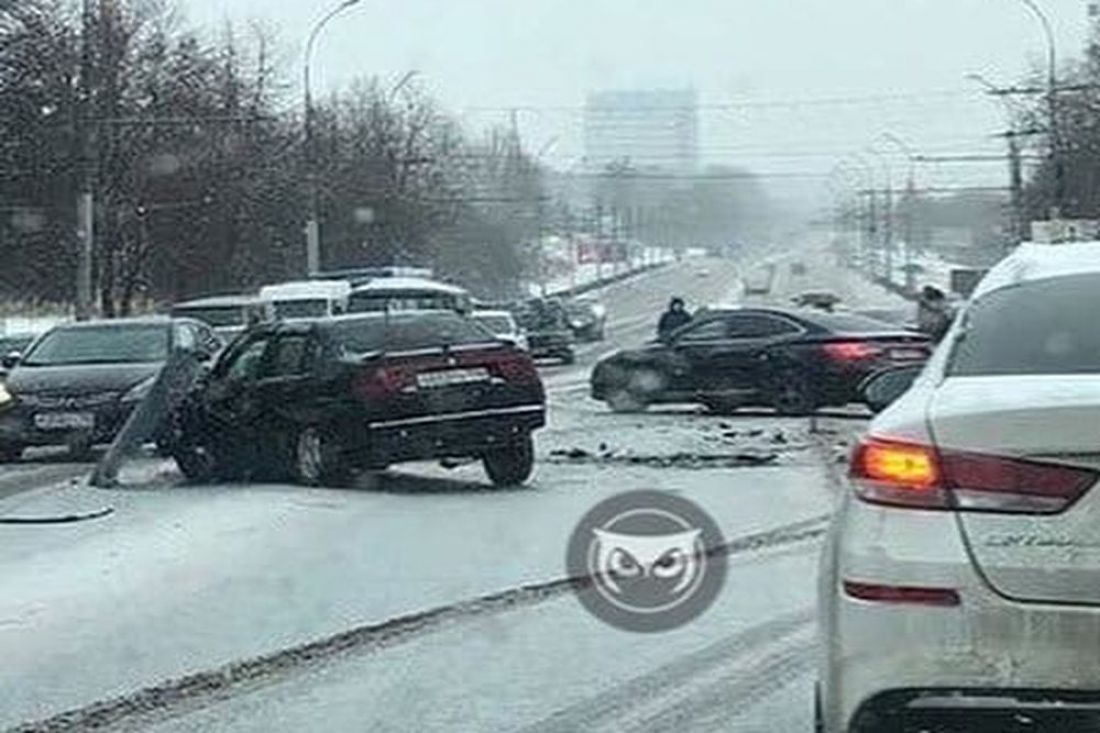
[355,404,545,467]
[820,492,1100,732]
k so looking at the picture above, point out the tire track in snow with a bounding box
[8,514,828,733]
[518,609,814,733]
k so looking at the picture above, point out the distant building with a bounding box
[583,89,699,175]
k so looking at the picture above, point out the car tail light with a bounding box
[851,435,1098,514]
[843,580,961,607]
[823,341,881,361]
[352,365,415,400]
[486,352,539,384]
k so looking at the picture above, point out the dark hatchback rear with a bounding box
[170,311,546,486]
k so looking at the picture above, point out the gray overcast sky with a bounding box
[183,0,1091,207]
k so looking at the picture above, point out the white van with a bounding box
[259,280,351,321]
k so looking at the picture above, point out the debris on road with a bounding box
[548,449,780,469]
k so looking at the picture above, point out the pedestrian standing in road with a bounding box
[658,297,692,340]
[916,285,952,342]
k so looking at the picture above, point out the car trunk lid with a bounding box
[929,375,1100,605]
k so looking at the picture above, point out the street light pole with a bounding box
[866,147,893,283]
[967,73,1029,244]
[303,0,362,276]
[880,133,919,290]
[1016,0,1061,217]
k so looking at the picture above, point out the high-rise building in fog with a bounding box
[583,88,699,174]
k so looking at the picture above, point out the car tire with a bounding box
[814,683,824,733]
[173,443,219,483]
[770,368,817,417]
[560,351,576,365]
[607,388,649,413]
[294,425,352,488]
[67,438,95,462]
[0,442,23,463]
[483,434,535,487]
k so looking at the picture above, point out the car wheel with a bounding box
[173,443,219,482]
[771,368,817,417]
[607,389,648,413]
[483,434,535,487]
[294,425,352,488]
[560,351,576,365]
[67,437,95,462]
[0,442,23,463]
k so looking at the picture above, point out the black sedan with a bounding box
[513,299,575,364]
[166,311,546,487]
[0,317,221,461]
[590,307,931,415]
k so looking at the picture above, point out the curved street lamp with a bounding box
[1015,0,1061,217]
[304,0,363,276]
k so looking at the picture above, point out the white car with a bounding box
[470,310,528,351]
[819,242,1100,732]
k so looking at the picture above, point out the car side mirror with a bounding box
[1,351,22,369]
[861,366,923,413]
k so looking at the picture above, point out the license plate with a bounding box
[416,368,489,389]
[34,412,95,430]
[888,347,927,361]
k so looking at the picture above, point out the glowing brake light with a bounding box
[823,341,881,361]
[851,435,1098,514]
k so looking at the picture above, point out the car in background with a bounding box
[0,317,221,461]
[591,307,930,415]
[170,294,273,340]
[347,277,472,315]
[0,333,37,380]
[513,298,575,364]
[563,297,607,342]
[167,311,545,487]
[259,280,351,320]
[792,291,842,312]
[470,310,529,351]
[819,242,1100,732]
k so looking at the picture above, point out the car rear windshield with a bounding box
[171,306,244,327]
[805,313,902,333]
[329,314,496,354]
[273,299,329,319]
[22,325,169,366]
[949,274,1100,376]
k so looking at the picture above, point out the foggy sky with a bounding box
[182,0,1092,208]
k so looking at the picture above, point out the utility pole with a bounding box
[303,0,362,277]
[75,0,96,320]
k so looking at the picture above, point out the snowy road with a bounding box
[0,250,910,732]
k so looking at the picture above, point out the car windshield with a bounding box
[273,299,329,319]
[171,306,245,328]
[950,274,1100,376]
[21,325,168,366]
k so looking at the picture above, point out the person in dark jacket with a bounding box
[658,297,692,340]
[916,285,952,342]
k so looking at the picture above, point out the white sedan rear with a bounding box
[818,243,1100,732]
